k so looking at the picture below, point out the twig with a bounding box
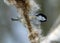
[6,0,40,43]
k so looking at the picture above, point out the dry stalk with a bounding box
[6,0,40,43]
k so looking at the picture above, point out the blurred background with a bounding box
[0,0,60,43]
[36,0,60,36]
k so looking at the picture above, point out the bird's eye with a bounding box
[36,13,47,22]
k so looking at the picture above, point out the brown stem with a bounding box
[15,0,32,32]
[8,0,39,43]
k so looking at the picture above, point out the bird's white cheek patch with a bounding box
[36,16,46,21]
